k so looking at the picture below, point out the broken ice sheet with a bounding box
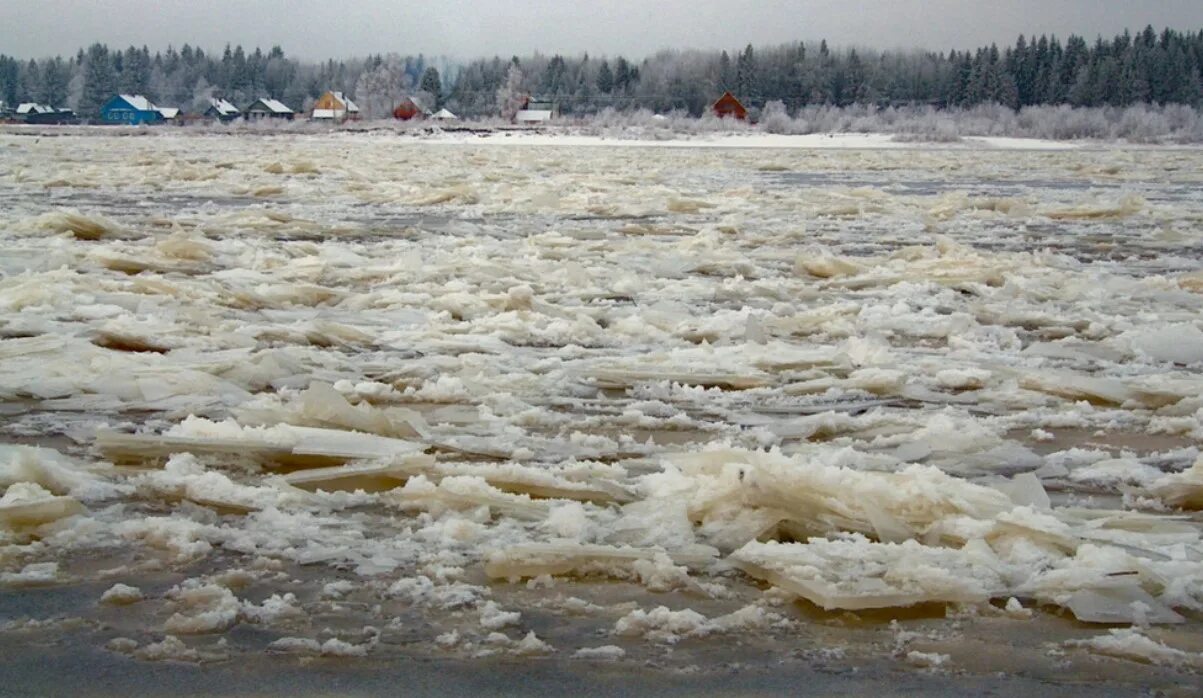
[485,543,719,583]
[0,482,84,529]
[96,417,426,467]
[729,537,1008,611]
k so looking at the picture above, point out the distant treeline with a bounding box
[0,25,1200,118]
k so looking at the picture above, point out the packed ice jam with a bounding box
[1,130,1203,680]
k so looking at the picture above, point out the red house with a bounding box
[711,91,748,120]
[393,96,431,121]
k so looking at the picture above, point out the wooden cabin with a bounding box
[205,98,241,122]
[711,91,748,120]
[244,98,294,120]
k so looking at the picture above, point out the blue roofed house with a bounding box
[100,94,164,125]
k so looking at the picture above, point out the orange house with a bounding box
[312,91,360,121]
[711,91,748,120]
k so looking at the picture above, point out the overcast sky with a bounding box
[4,1,1203,60]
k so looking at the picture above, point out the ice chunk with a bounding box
[0,562,60,586]
[991,473,1051,510]
[282,456,434,492]
[0,482,84,528]
[613,606,710,643]
[1066,628,1202,668]
[97,417,425,467]
[134,453,311,512]
[133,636,201,662]
[1019,370,1134,406]
[905,651,950,669]
[1126,324,1203,365]
[100,583,144,605]
[1147,455,1203,510]
[612,604,782,644]
[479,600,521,630]
[655,448,1015,548]
[730,537,1009,610]
[389,475,551,521]
[573,645,625,660]
[485,543,718,582]
[0,444,122,502]
[36,210,123,240]
[1063,587,1184,625]
[1043,194,1144,220]
[163,583,241,634]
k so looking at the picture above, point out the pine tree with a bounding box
[736,44,758,105]
[613,57,631,93]
[420,66,442,107]
[119,45,151,97]
[596,60,613,94]
[79,44,116,120]
[20,59,40,102]
[40,58,70,106]
[718,50,733,92]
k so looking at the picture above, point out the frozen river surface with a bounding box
[2,130,1203,695]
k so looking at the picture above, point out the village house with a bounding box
[392,96,431,121]
[16,103,55,119]
[99,94,165,125]
[244,98,294,120]
[26,107,78,125]
[311,91,359,121]
[205,98,241,122]
[13,103,77,124]
[711,91,748,120]
[514,97,556,125]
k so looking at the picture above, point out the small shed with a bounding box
[245,98,294,120]
[312,91,359,121]
[100,94,164,125]
[393,96,431,121]
[206,98,241,122]
[514,97,556,125]
[431,108,459,121]
[711,91,748,121]
[157,107,180,123]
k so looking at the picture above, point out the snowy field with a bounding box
[2,130,1203,693]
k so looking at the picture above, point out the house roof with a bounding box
[331,92,359,112]
[311,109,337,119]
[157,107,180,119]
[403,96,430,113]
[119,94,156,111]
[209,98,239,115]
[250,98,292,114]
[432,108,458,120]
[17,103,54,114]
[712,91,747,112]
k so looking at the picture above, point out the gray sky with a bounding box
[4,0,1203,60]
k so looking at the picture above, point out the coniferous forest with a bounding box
[0,26,1200,119]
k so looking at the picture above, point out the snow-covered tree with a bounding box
[496,63,525,120]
